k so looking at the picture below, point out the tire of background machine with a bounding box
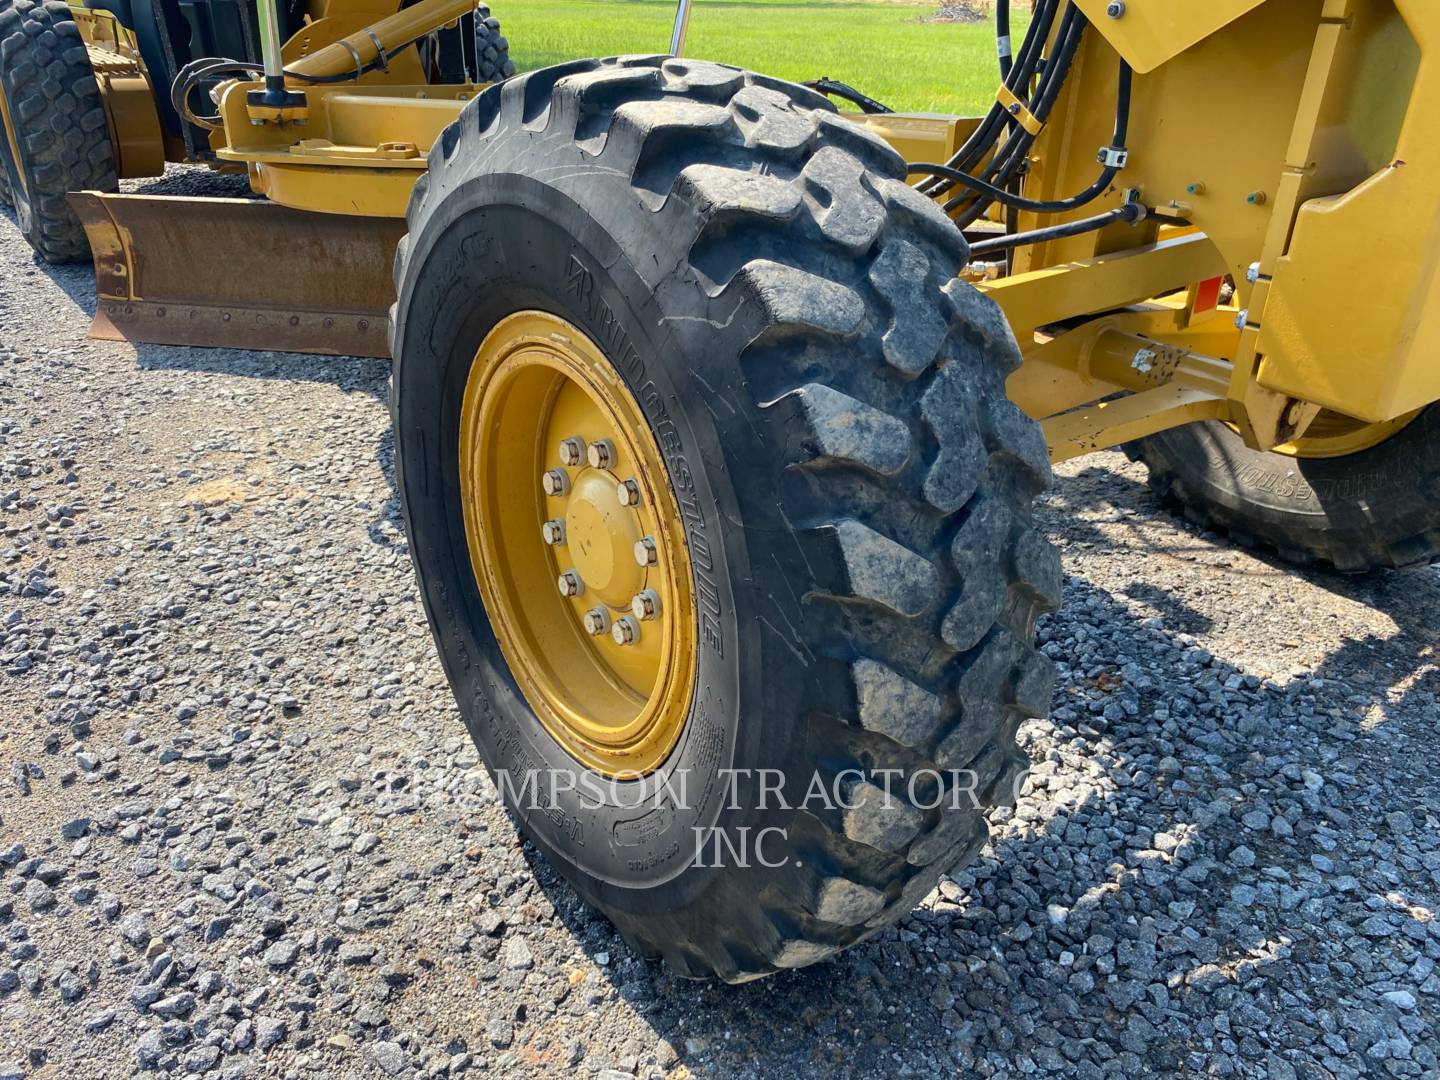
[0,0,118,262]
[390,56,1060,982]
[473,5,515,83]
[1124,409,1440,572]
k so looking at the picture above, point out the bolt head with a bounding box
[1235,309,1250,330]
[1106,1,1125,16]
[582,607,610,635]
[1245,262,1261,283]
[557,437,586,467]
[611,616,639,646]
[557,570,583,597]
[541,519,565,545]
[631,589,661,621]
[586,439,615,470]
[541,469,568,497]
[616,478,641,507]
[634,537,658,567]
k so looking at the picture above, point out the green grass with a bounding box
[495,0,1020,115]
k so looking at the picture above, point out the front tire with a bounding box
[391,56,1060,981]
[0,0,118,262]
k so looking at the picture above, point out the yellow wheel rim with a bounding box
[1269,408,1422,459]
[458,311,696,778]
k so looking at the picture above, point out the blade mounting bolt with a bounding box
[541,469,569,497]
[616,478,642,507]
[634,537,659,567]
[631,589,662,621]
[541,519,566,545]
[582,607,610,635]
[557,437,586,467]
[557,570,584,597]
[586,439,616,470]
[611,616,640,646]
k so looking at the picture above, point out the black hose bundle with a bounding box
[910,1,1144,256]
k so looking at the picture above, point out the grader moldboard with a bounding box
[1,0,1436,981]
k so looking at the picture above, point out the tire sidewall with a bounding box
[1144,408,1440,547]
[392,172,806,916]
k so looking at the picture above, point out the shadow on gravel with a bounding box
[510,469,1438,1075]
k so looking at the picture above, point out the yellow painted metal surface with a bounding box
[1255,0,1440,423]
[844,113,971,170]
[284,0,474,81]
[458,312,697,777]
[71,7,166,177]
[1074,0,1270,74]
[216,83,468,216]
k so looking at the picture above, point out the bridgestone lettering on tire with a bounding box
[0,0,118,262]
[390,56,1060,981]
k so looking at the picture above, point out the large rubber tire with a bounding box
[473,6,515,84]
[1126,410,1440,572]
[0,0,117,262]
[391,56,1060,981]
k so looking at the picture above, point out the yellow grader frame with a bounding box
[4,0,1437,982]
[60,0,1440,462]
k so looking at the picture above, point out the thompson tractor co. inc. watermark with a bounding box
[467,766,1029,869]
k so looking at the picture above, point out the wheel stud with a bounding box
[631,588,661,621]
[582,607,610,636]
[557,569,584,597]
[541,519,566,545]
[586,439,616,470]
[616,478,642,507]
[541,469,569,497]
[634,536,658,567]
[611,616,640,646]
[557,436,586,467]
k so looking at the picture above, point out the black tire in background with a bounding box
[1126,409,1440,572]
[390,56,1060,981]
[0,0,118,262]
[473,5,514,83]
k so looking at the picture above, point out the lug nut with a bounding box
[557,570,584,597]
[541,469,569,497]
[634,537,659,567]
[582,607,610,636]
[616,478,642,507]
[631,589,661,621]
[557,436,586,466]
[557,436,586,467]
[586,439,616,470]
[611,616,640,646]
[541,519,566,545]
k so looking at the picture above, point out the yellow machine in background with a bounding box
[1,0,1436,980]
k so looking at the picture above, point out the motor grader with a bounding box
[1,0,1434,982]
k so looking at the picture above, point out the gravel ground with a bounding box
[2,176,1439,1079]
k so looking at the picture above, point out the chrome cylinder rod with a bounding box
[670,0,693,56]
[256,0,286,89]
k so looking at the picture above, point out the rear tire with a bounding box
[0,0,117,262]
[473,6,515,84]
[391,56,1060,981]
[1126,409,1440,571]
